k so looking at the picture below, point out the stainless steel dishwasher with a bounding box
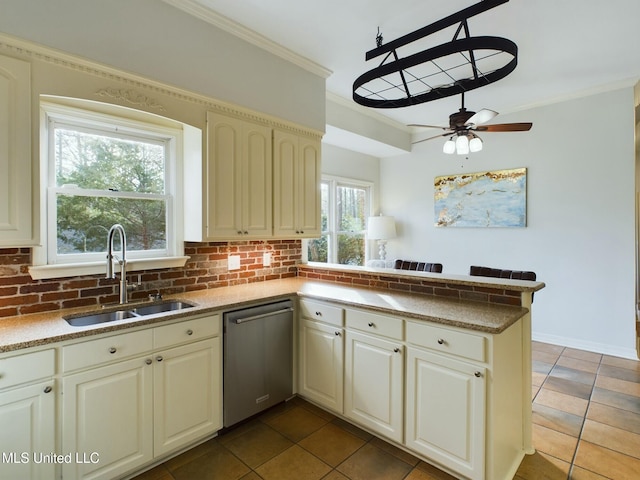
[223,299,294,427]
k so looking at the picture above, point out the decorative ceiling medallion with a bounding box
[353,0,517,109]
[96,87,166,111]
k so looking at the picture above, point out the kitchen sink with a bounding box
[64,300,195,327]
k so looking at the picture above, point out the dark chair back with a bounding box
[469,265,537,300]
[394,259,443,273]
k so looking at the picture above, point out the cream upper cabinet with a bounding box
[0,54,35,247]
[273,130,321,238]
[205,112,272,239]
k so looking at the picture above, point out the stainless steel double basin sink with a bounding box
[63,301,195,327]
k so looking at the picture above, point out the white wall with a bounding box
[0,0,326,131]
[380,88,637,358]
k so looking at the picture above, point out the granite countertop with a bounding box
[0,277,530,354]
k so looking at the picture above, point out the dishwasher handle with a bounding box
[233,307,294,324]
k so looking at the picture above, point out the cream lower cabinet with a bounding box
[298,298,345,413]
[344,329,404,443]
[62,314,222,480]
[406,347,486,480]
[0,349,56,480]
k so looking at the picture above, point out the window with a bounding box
[307,177,371,265]
[32,99,190,278]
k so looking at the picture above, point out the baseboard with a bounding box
[533,332,638,360]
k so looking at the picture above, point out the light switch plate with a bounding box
[228,255,241,270]
[263,252,271,267]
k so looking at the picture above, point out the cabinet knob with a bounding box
[335,331,341,336]
[474,371,482,378]
[186,329,194,336]
[300,230,304,234]
[109,347,117,354]
[394,347,401,353]
[145,358,152,365]
[43,386,53,394]
[244,231,249,235]
[156,355,164,362]
[315,311,322,316]
[237,230,243,235]
[437,338,445,345]
[368,322,375,328]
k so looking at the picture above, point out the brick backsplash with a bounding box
[0,240,301,318]
[296,265,523,306]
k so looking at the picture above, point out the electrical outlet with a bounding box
[228,255,241,271]
[263,252,271,267]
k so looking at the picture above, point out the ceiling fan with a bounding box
[410,92,532,154]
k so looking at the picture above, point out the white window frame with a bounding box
[30,99,191,280]
[306,175,373,265]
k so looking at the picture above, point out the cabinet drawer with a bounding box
[62,329,153,373]
[406,321,486,362]
[299,299,344,326]
[154,314,219,349]
[346,309,403,340]
[0,349,55,389]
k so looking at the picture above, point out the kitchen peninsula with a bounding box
[0,266,543,480]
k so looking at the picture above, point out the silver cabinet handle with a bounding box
[156,355,163,362]
[43,386,53,394]
[437,338,445,345]
[109,347,117,354]
[145,359,152,365]
[474,371,482,378]
[186,329,194,336]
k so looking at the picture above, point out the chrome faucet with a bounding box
[106,224,129,304]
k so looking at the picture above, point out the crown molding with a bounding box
[162,0,332,79]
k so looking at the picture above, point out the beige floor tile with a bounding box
[255,445,331,480]
[595,373,640,398]
[532,424,579,463]
[533,403,583,437]
[543,375,593,400]
[586,402,640,434]
[264,405,329,442]
[569,465,611,479]
[331,417,374,441]
[337,442,413,480]
[298,423,366,467]
[535,388,589,417]
[598,364,640,384]
[164,437,219,472]
[514,451,570,479]
[532,371,547,388]
[562,348,602,364]
[573,440,640,479]
[533,350,561,365]
[556,355,600,374]
[533,342,565,355]
[591,387,640,414]
[414,461,459,479]
[601,355,640,373]
[580,419,640,460]
[222,422,293,468]
[171,443,250,480]
[370,436,420,467]
[548,365,596,387]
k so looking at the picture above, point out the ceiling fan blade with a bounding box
[475,122,532,132]
[411,132,451,145]
[408,123,449,130]
[466,109,498,126]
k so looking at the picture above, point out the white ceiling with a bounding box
[169,0,640,140]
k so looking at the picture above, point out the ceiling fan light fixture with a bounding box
[469,134,483,152]
[455,134,469,155]
[443,138,456,154]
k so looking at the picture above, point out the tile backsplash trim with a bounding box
[0,240,301,318]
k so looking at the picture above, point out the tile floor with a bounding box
[131,341,640,480]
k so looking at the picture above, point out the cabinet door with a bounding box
[406,347,486,480]
[0,54,34,246]
[243,122,272,237]
[0,380,55,480]
[344,330,403,442]
[299,319,344,413]
[62,357,153,480]
[273,130,321,238]
[153,338,222,457]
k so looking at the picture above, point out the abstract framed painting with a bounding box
[434,167,527,227]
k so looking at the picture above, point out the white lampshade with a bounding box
[455,134,469,155]
[443,138,456,154]
[469,135,483,152]
[367,215,396,240]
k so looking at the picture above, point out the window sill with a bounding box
[29,256,190,280]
